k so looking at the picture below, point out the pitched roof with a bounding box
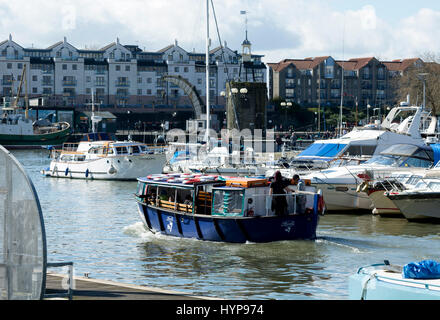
[382,58,422,72]
[46,41,63,50]
[100,42,116,51]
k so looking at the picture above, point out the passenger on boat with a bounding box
[184,195,192,205]
[292,174,306,214]
[159,189,168,201]
[269,171,291,216]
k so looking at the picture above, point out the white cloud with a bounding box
[0,0,439,62]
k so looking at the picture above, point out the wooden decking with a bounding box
[45,273,217,300]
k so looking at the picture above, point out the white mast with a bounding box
[205,0,210,144]
[92,88,96,133]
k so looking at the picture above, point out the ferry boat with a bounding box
[135,174,324,243]
[41,132,166,180]
[349,261,440,300]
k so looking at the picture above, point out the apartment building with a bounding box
[268,56,423,108]
[0,35,266,113]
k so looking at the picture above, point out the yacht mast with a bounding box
[205,0,210,145]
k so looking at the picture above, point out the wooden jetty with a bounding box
[45,273,218,300]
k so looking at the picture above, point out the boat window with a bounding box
[212,189,244,217]
[400,157,432,168]
[427,181,440,191]
[115,146,128,154]
[413,181,428,189]
[342,145,376,157]
[296,143,347,159]
[365,155,401,166]
[74,155,86,161]
[405,175,422,185]
[130,145,141,154]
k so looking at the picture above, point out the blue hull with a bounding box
[137,202,319,243]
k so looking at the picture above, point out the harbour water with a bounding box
[13,149,440,300]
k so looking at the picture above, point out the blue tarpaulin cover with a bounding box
[403,260,440,279]
[430,144,440,166]
[296,143,347,160]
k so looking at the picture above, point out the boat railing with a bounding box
[357,266,440,292]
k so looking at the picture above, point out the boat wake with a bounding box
[315,236,369,254]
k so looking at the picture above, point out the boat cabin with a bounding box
[137,174,226,215]
[137,175,319,217]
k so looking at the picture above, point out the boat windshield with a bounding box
[296,143,347,159]
[364,154,433,168]
[212,189,244,217]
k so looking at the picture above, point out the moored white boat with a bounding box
[385,177,440,221]
[303,143,439,211]
[357,170,426,217]
[349,261,440,300]
[41,132,166,180]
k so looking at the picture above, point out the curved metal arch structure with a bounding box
[0,145,47,300]
[161,75,205,118]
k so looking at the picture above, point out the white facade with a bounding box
[0,35,266,110]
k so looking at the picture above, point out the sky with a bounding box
[1,0,440,63]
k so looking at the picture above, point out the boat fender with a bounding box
[318,195,326,215]
[85,169,89,178]
[65,168,69,176]
[108,166,117,174]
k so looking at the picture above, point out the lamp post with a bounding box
[280,101,292,130]
[417,73,429,109]
[367,104,371,124]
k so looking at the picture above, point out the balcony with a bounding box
[62,80,77,86]
[41,80,53,86]
[115,80,130,87]
[1,79,13,86]
[94,81,106,87]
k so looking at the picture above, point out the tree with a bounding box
[395,53,440,115]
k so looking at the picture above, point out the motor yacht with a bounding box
[41,132,166,180]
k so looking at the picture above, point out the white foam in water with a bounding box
[123,222,156,241]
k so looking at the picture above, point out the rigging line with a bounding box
[210,0,231,82]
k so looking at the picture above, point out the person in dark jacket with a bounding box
[269,171,291,216]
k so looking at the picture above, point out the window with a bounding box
[72,64,77,70]
[86,88,91,94]
[86,76,91,82]
[138,77,142,84]
[125,65,130,71]
[62,64,67,70]
[17,63,22,69]
[116,65,120,71]
[137,89,142,95]
[32,75,38,81]
[7,63,12,69]
[174,67,179,72]
[184,67,188,73]
[32,87,38,93]
[147,89,152,95]
[147,78,152,84]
